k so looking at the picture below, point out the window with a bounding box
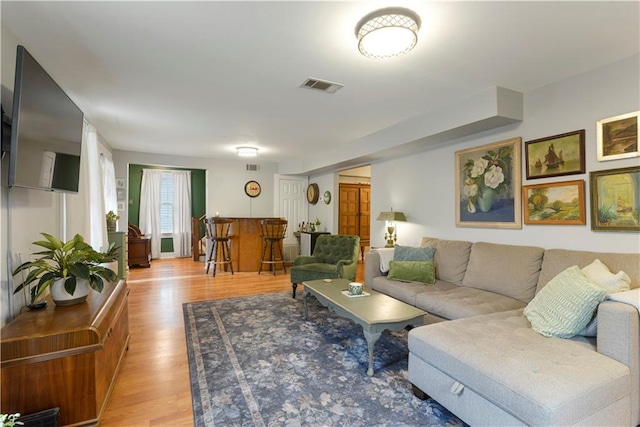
[160,171,174,234]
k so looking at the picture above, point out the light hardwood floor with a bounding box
[100,258,365,426]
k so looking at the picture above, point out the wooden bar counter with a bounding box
[1,280,130,426]
[224,217,282,272]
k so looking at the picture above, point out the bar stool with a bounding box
[205,217,234,276]
[258,219,287,275]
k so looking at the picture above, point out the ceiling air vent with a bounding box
[246,164,259,171]
[300,78,344,94]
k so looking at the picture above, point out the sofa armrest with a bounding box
[365,251,383,288]
[293,255,321,266]
[597,301,639,425]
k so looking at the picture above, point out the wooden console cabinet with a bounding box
[1,280,130,426]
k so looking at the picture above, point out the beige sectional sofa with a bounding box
[365,237,640,426]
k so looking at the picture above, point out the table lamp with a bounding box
[376,208,407,247]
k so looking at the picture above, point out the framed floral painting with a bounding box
[455,137,522,228]
[597,111,639,161]
[590,166,640,232]
[522,180,586,225]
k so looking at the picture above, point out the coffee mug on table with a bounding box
[348,282,363,295]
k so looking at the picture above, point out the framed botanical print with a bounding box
[597,111,639,161]
[524,130,585,179]
[522,180,585,225]
[455,137,522,229]
[590,166,640,232]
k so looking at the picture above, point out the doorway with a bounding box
[338,166,371,260]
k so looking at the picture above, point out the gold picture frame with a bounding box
[590,166,640,232]
[596,111,639,161]
[523,180,585,225]
[455,137,522,229]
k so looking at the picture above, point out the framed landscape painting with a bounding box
[455,137,522,229]
[597,111,639,161]
[524,130,585,179]
[523,180,585,225]
[590,166,640,232]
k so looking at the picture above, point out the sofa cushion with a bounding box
[414,285,526,320]
[462,242,544,302]
[409,310,630,425]
[524,266,606,338]
[394,245,435,262]
[371,277,457,307]
[537,249,640,294]
[388,260,435,284]
[419,237,472,285]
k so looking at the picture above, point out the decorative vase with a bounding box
[50,278,90,306]
[106,220,116,232]
[477,188,495,212]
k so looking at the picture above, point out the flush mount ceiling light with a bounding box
[355,7,421,59]
[236,146,258,157]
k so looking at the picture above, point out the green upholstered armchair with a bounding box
[290,234,360,298]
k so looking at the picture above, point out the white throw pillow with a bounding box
[581,259,631,294]
[525,266,606,338]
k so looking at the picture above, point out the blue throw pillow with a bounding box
[394,245,435,262]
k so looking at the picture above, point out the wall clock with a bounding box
[307,183,319,204]
[244,180,261,197]
[323,190,331,204]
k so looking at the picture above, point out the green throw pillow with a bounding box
[394,245,436,262]
[524,265,606,338]
[388,261,436,284]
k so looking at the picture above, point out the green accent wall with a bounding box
[128,164,206,253]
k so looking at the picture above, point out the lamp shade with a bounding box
[376,211,407,222]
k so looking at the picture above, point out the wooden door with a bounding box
[339,185,360,235]
[339,184,370,243]
[359,186,370,241]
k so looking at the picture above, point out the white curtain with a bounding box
[173,170,192,257]
[66,123,108,251]
[100,156,118,219]
[139,169,163,259]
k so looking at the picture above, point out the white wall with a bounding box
[111,150,280,227]
[371,54,640,253]
[307,173,335,233]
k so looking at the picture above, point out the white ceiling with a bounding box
[2,1,639,170]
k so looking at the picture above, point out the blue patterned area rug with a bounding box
[183,292,464,426]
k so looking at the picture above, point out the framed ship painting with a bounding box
[590,166,640,232]
[597,111,639,161]
[524,130,585,179]
[523,180,586,225]
[455,137,522,229]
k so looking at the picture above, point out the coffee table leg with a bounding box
[362,330,381,376]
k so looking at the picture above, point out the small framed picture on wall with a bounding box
[596,111,639,161]
[590,166,640,232]
[116,178,125,188]
[524,130,585,179]
[522,180,586,225]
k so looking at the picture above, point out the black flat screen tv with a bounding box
[8,45,84,193]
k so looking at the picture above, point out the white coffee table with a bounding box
[302,278,427,376]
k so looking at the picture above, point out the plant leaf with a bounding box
[64,276,77,295]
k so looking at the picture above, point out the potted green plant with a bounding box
[106,210,120,232]
[13,233,119,307]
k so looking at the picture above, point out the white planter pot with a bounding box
[50,277,90,306]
